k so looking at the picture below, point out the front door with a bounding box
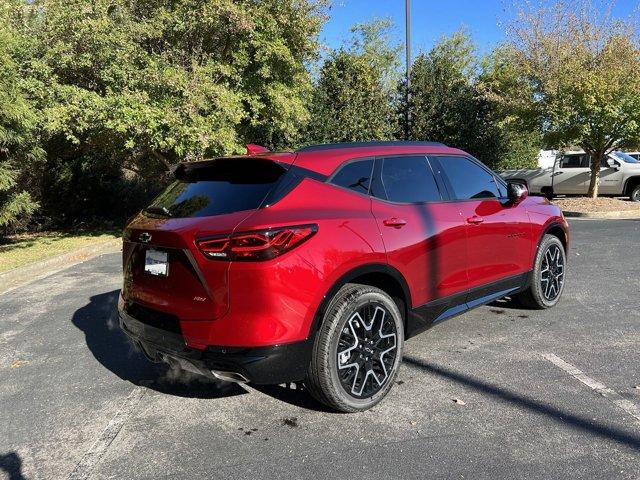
[598,155,624,194]
[433,156,532,296]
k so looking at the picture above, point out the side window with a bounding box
[378,156,441,203]
[437,156,501,200]
[330,159,374,194]
[560,155,589,168]
[601,156,618,168]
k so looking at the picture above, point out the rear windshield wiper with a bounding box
[144,206,173,217]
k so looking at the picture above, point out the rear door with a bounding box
[553,154,591,194]
[370,155,468,309]
[433,155,532,297]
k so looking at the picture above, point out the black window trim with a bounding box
[371,154,447,206]
[428,154,508,203]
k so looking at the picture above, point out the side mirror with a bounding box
[606,158,618,169]
[507,181,528,203]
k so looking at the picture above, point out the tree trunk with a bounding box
[587,151,604,198]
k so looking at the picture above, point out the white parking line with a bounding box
[67,386,146,480]
[541,352,640,426]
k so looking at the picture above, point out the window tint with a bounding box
[560,155,589,168]
[146,159,286,218]
[437,156,501,200]
[379,156,441,203]
[330,159,374,194]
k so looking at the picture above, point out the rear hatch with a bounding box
[122,156,293,322]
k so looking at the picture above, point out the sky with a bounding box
[320,0,640,56]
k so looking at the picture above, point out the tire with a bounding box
[515,234,566,309]
[306,283,404,413]
[630,184,640,202]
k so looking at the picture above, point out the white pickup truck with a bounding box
[499,151,640,201]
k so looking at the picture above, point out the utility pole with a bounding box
[405,0,411,140]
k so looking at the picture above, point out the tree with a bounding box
[307,19,401,143]
[407,31,501,166]
[506,0,640,197]
[479,46,541,170]
[0,19,42,233]
[2,0,327,226]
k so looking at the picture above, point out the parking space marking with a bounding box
[67,386,146,480]
[541,352,640,426]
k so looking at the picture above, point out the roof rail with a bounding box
[296,141,446,153]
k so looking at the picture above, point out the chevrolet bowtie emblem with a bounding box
[139,232,152,243]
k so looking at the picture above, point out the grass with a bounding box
[0,231,120,274]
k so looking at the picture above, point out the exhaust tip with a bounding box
[210,370,249,383]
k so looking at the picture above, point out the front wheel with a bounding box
[306,283,404,413]
[515,234,566,309]
[630,184,640,202]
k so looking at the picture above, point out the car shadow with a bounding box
[403,355,640,452]
[488,296,523,310]
[71,289,246,400]
[0,452,26,480]
[251,384,337,413]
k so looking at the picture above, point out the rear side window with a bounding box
[378,156,441,203]
[560,155,589,168]
[437,156,501,200]
[330,159,374,194]
[146,159,286,218]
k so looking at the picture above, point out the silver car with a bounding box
[500,151,640,201]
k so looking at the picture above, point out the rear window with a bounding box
[146,159,287,218]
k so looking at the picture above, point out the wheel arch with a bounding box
[309,263,412,339]
[539,222,568,254]
[624,176,640,196]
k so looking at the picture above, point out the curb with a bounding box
[0,238,122,295]
[562,210,640,219]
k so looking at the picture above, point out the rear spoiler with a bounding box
[171,145,288,179]
[246,144,270,155]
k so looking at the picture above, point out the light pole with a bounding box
[405,0,411,140]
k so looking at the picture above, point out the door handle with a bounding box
[383,218,407,228]
[552,171,564,177]
[466,216,484,225]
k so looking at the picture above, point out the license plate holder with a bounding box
[144,249,169,277]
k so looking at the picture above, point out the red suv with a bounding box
[119,141,569,412]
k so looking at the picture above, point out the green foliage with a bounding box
[307,19,401,143]
[407,31,539,169]
[479,45,541,170]
[0,17,42,232]
[1,0,327,228]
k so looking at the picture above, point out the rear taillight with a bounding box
[196,224,318,261]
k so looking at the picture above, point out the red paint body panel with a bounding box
[120,144,569,352]
[370,199,468,305]
[455,198,534,289]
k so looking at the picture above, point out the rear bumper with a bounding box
[119,310,312,384]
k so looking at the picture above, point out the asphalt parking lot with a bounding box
[1,218,639,480]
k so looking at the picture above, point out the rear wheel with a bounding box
[306,284,404,413]
[515,235,566,309]
[630,184,640,202]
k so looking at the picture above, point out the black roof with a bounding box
[296,141,446,152]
